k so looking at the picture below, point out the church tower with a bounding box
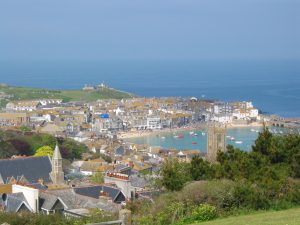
[207,124,226,163]
[50,144,64,185]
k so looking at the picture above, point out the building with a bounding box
[146,117,161,129]
[0,156,52,184]
[49,144,65,185]
[206,125,226,163]
[0,112,30,126]
[6,100,41,111]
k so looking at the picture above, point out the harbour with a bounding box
[125,126,293,152]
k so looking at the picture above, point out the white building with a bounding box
[146,117,161,129]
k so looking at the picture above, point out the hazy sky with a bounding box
[0,0,299,61]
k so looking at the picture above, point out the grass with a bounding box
[192,208,300,225]
[0,85,134,103]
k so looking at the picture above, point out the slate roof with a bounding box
[114,146,125,156]
[39,192,66,211]
[6,192,32,212]
[130,175,148,189]
[0,156,52,184]
[73,186,125,203]
[114,164,131,173]
[46,188,119,212]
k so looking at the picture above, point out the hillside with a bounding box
[192,208,300,225]
[0,85,134,107]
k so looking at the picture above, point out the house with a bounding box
[0,156,52,184]
[73,185,126,203]
[38,123,64,136]
[0,144,65,185]
[0,112,30,126]
[6,100,41,112]
[78,160,109,176]
[5,192,32,213]
[2,183,119,216]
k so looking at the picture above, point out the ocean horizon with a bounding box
[0,59,299,117]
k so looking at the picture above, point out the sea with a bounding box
[0,60,299,117]
[0,59,299,151]
[125,127,294,152]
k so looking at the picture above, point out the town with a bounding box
[0,85,299,224]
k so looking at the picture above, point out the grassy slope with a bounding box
[0,85,134,104]
[192,208,300,225]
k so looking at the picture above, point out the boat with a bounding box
[230,137,235,141]
[173,135,178,138]
[193,133,198,136]
[201,132,206,136]
[235,141,243,144]
[226,135,231,138]
[192,141,197,145]
[189,131,194,135]
[178,135,184,139]
[250,128,256,132]
[161,136,166,139]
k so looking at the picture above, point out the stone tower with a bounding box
[50,144,64,184]
[207,124,226,163]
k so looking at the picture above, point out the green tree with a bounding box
[159,158,191,191]
[34,145,54,157]
[190,155,213,180]
[252,127,276,157]
[91,172,104,184]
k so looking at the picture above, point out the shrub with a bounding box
[190,204,217,222]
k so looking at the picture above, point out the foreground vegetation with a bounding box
[0,210,117,225]
[192,207,300,225]
[129,127,300,224]
[0,85,134,107]
[0,130,88,161]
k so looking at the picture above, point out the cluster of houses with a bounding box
[0,95,264,220]
[0,97,261,136]
[0,138,201,219]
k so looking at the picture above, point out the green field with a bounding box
[192,208,300,225]
[0,85,134,106]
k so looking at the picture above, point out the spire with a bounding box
[53,143,62,159]
[50,142,64,185]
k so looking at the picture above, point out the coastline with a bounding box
[119,122,263,139]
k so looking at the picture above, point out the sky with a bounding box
[0,0,299,61]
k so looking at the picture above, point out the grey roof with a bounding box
[74,186,125,203]
[30,183,48,190]
[6,192,31,212]
[114,146,125,156]
[130,175,148,189]
[39,192,65,211]
[46,188,119,212]
[114,164,131,173]
[0,156,52,184]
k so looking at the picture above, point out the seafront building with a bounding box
[0,97,262,136]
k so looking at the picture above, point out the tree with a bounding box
[252,126,273,155]
[190,155,213,180]
[91,172,104,184]
[159,158,191,191]
[34,146,54,157]
[9,139,32,155]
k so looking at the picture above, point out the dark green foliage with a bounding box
[159,158,192,191]
[0,140,18,158]
[0,211,117,225]
[0,130,88,160]
[190,155,214,180]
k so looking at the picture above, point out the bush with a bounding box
[190,204,217,222]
